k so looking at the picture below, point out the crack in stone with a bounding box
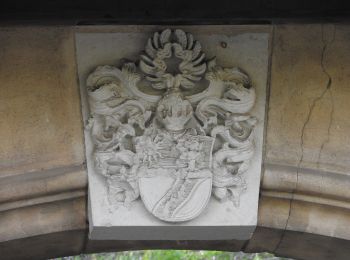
[317,90,334,167]
[273,24,336,254]
[317,25,336,167]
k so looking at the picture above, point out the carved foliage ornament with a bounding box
[86,29,256,222]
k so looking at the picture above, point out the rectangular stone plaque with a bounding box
[76,26,269,240]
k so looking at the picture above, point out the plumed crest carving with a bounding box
[85,28,257,222]
[140,29,206,90]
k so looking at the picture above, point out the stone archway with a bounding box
[1,24,350,260]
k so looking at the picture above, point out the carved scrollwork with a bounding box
[86,29,257,222]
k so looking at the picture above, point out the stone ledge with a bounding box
[259,195,350,241]
[0,165,87,205]
[2,188,350,247]
[262,163,350,202]
[0,190,86,212]
[0,196,86,243]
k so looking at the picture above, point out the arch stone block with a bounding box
[75,26,269,240]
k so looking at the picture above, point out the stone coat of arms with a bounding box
[86,29,256,222]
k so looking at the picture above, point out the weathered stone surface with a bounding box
[258,196,291,230]
[246,227,350,260]
[274,230,350,260]
[0,197,86,243]
[286,200,350,240]
[254,24,350,260]
[260,24,350,243]
[265,24,350,174]
[0,27,84,177]
[245,227,284,254]
[259,193,350,238]
[0,230,86,260]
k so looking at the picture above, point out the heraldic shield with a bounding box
[136,130,215,222]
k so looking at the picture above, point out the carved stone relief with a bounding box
[76,26,268,240]
[85,29,256,223]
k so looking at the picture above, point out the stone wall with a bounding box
[1,24,350,260]
[0,27,87,259]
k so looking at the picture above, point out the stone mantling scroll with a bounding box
[86,29,256,222]
[77,27,268,240]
